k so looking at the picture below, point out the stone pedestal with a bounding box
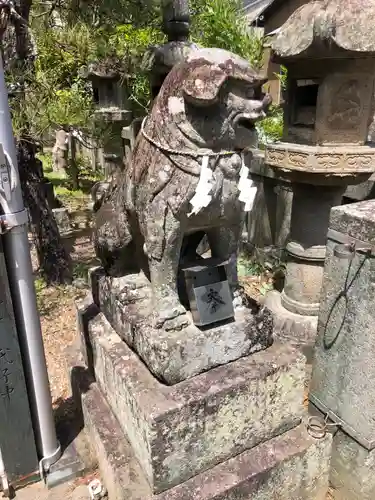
[264,142,375,354]
[309,200,375,499]
[93,271,274,384]
[265,182,345,353]
[72,268,332,499]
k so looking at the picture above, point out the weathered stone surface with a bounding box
[310,200,375,449]
[75,294,99,370]
[264,290,317,363]
[93,47,271,342]
[87,311,305,494]
[53,207,72,236]
[0,239,39,483]
[329,199,375,243]
[272,0,375,57]
[97,272,273,384]
[81,378,331,500]
[344,174,375,201]
[330,429,375,500]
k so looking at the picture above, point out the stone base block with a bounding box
[96,272,273,384]
[329,429,375,500]
[264,290,318,362]
[309,403,375,500]
[85,311,305,494]
[81,379,331,500]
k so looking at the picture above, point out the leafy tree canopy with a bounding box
[7,0,273,144]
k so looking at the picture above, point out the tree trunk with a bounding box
[68,131,80,190]
[9,0,72,284]
[17,140,72,284]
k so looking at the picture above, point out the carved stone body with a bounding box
[94,48,271,328]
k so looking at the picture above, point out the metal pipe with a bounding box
[0,448,10,497]
[0,56,61,473]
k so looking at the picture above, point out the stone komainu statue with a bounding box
[94,48,271,328]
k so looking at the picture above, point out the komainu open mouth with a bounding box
[233,113,257,130]
[236,117,255,130]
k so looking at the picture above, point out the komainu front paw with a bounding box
[154,298,189,331]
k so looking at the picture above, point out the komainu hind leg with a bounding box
[93,200,138,276]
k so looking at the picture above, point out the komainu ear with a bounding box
[182,64,227,106]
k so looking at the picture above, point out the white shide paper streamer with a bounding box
[188,154,257,216]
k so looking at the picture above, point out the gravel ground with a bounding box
[31,232,99,413]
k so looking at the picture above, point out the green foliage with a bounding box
[35,23,96,87]
[61,0,161,30]
[237,255,265,277]
[257,105,284,146]
[191,0,263,68]
[107,24,164,111]
[276,65,287,90]
[44,82,94,129]
[37,153,54,175]
[10,0,276,162]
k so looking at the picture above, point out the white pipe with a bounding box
[0,448,9,497]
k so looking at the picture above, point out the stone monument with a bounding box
[263,0,375,356]
[309,199,375,500]
[0,237,39,489]
[73,47,332,499]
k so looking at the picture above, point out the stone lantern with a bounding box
[263,0,375,356]
[82,61,133,178]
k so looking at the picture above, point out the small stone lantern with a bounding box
[264,0,375,354]
[82,61,133,178]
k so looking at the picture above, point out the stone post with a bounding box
[274,182,293,248]
[122,0,197,162]
[144,0,197,101]
[247,175,292,257]
[309,200,375,500]
[162,0,190,41]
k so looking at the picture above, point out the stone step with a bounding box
[86,311,306,494]
[81,379,331,500]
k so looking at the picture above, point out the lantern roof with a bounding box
[271,0,375,58]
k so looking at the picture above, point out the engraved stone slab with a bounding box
[96,272,273,384]
[0,239,38,482]
[86,311,305,494]
[310,200,375,449]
